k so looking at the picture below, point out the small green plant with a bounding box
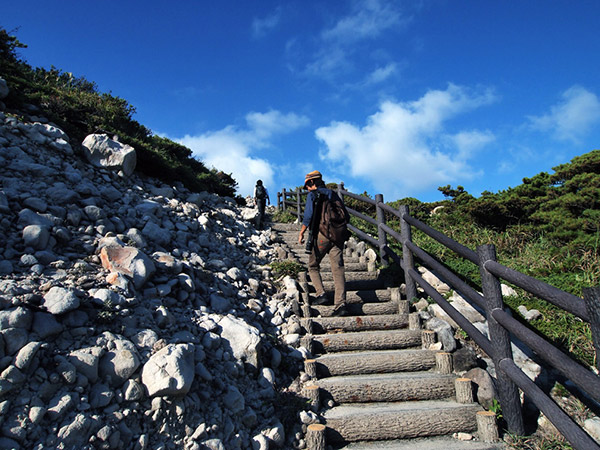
[270,260,304,279]
[456,328,468,340]
[97,299,117,323]
[272,209,297,223]
[489,398,503,420]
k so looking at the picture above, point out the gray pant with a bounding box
[308,232,346,306]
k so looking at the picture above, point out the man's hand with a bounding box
[298,224,307,244]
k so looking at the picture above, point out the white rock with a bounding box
[141,343,195,397]
[218,315,261,368]
[501,284,518,297]
[584,417,600,443]
[418,267,451,294]
[82,134,136,176]
[42,287,80,315]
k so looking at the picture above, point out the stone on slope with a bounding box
[141,343,195,397]
[99,245,156,289]
[82,133,136,176]
[218,315,261,368]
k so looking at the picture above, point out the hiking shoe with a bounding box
[331,304,348,317]
[312,294,331,306]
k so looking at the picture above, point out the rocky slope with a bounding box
[0,87,308,449]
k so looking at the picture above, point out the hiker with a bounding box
[298,170,348,316]
[253,180,270,230]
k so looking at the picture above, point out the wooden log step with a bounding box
[322,279,387,292]
[305,289,397,305]
[314,348,435,376]
[305,314,407,334]
[311,301,398,317]
[336,435,505,449]
[312,271,380,282]
[295,262,367,272]
[293,253,363,265]
[345,289,398,303]
[317,372,457,403]
[323,400,482,443]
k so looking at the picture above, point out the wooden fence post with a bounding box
[296,187,301,220]
[277,191,281,210]
[583,286,600,372]
[399,205,417,301]
[306,424,326,450]
[282,188,287,211]
[375,193,388,267]
[478,244,524,436]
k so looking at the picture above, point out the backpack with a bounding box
[317,192,351,245]
[255,184,266,200]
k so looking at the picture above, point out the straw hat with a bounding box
[304,170,322,187]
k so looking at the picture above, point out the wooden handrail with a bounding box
[484,260,589,321]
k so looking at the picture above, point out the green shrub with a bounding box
[272,209,297,223]
[270,260,304,279]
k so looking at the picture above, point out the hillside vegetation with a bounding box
[0,28,238,198]
[342,149,600,367]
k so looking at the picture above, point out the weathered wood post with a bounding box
[478,244,524,436]
[303,384,320,410]
[277,191,281,210]
[375,193,388,267]
[583,286,600,372]
[306,424,326,450]
[282,188,287,211]
[399,205,417,301]
[455,378,474,403]
[477,411,500,443]
[296,187,301,220]
[337,182,344,199]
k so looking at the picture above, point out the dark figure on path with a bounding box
[298,170,348,316]
[254,180,270,230]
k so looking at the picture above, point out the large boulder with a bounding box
[81,134,136,176]
[218,315,261,368]
[99,245,155,289]
[141,343,195,397]
[42,287,80,315]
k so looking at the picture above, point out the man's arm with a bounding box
[298,192,314,244]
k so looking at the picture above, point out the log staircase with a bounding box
[272,223,506,450]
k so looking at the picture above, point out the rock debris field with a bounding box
[0,88,309,449]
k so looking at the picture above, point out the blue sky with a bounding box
[3,1,600,202]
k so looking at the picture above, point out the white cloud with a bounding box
[252,8,282,38]
[365,63,398,85]
[321,0,408,43]
[245,110,310,141]
[177,110,309,197]
[297,0,410,82]
[451,130,495,159]
[315,84,496,199]
[528,86,600,142]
